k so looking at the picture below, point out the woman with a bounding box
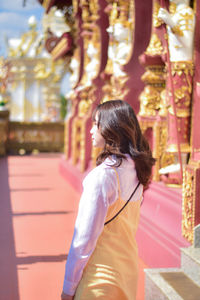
[61,100,155,300]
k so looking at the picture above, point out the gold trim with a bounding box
[51,38,70,56]
[153,2,164,28]
[171,61,194,76]
[182,166,196,244]
[145,33,163,56]
[169,2,177,14]
[166,143,191,153]
[171,25,184,36]
[43,0,51,10]
[168,106,190,117]
[139,118,167,181]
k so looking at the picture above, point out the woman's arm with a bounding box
[62,167,117,296]
[61,292,74,300]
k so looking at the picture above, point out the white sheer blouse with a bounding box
[62,155,143,296]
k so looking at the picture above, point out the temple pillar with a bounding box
[182,0,200,245]
[138,0,170,181]
[64,0,109,172]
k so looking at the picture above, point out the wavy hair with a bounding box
[93,100,156,187]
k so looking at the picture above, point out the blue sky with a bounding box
[0,0,44,57]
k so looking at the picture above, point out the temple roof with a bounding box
[7,15,50,59]
[8,30,50,59]
[8,8,72,60]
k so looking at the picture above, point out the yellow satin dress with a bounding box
[74,170,141,300]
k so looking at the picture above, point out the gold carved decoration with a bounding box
[101,84,113,103]
[139,86,162,117]
[168,106,190,117]
[139,118,168,181]
[141,67,166,84]
[34,62,50,79]
[89,0,99,22]
[145,33,163,56]
[166,62,194,119]
[80,0,100,88]
[72,118,87,172]
[78,99,92,117]
[182,167,195,244]
[169,2,177,15]
[138,0,168,178]
[153,121,168,181]
[42,0,51,10]
[81,0,99,28]
[69,0,101,172]
[166,143,191,153]
[153,2,164,27]
[139,13,165,116]
[78,84,96,117]
[72,0,78,15]
[179,11,194,32]
[64,93,77,160]
[171,61,194,80]
[111,75,129,100]
[102,0,135,102]
[160,152,175,169]
[33,60,63,83]
[9,30,37,57]
[104,2,118,75]
[139,64,166,117]
[171,25,184,36]
[159,90,168,117]
[71,84,96,172]
[174,86,191,103]
[69,46,81,89]
[105,0,135,69]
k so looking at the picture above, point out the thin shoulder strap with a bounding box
[104,181,140,226]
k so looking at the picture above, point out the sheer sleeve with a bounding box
[62,166,118,295]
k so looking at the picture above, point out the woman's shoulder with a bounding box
[83,158,117,186]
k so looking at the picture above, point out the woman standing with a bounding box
[61,100,155,300]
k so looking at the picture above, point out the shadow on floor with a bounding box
[16,254,68,265]
[0,157,20,300]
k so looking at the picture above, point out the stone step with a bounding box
[145,268,200,300]
[181,247,200,286]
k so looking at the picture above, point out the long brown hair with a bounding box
[93,100,156,187]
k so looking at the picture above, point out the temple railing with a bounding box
[0,112,64,155]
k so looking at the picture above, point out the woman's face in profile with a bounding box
[90,113,105,148]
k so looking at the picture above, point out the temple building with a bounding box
[1,0,200,298]
[0,8,74,154]
[6,15,69,122]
